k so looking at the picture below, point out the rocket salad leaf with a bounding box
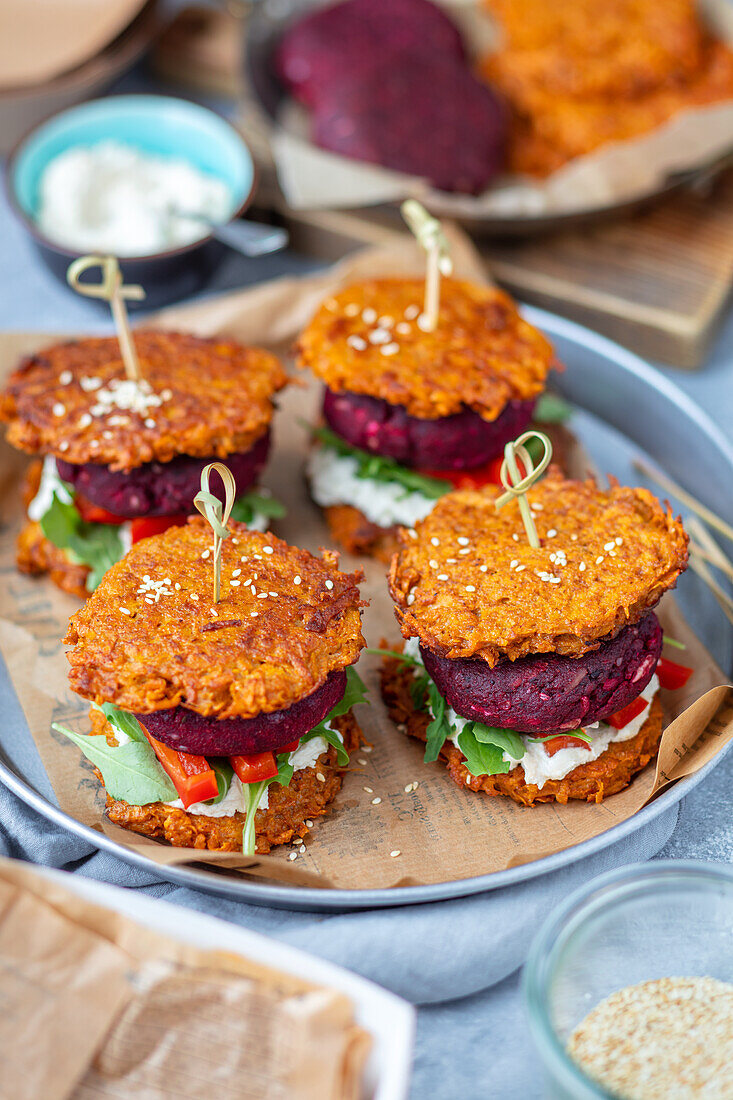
[311,425,451,500]
[40,490,124,591]
[230,490,286,527]
[52,722,178,804]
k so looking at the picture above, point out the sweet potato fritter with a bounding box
[0,331,288,472]
[297,278,555,421]
[381,656,663,805]
[65,520,366,719]
[323,504,400,563]
[389,468,688,665]
[92,706,363,853]
[480,0,733,176]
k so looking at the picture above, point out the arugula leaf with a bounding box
[365,646,421,666]
[206,759,234,805]
[457,727,512,777]
[534,392,573,424]
[97,702,147,744]
[471,723,526,760]
[299,667,368,767]
[230,490,286,526]
[410,669,431,710]
[40,491,124,592]
[241,753,294,855]
[52,722,177,804]
[311,425,450,501]
[528,730,593,746]
[424,680,452,762]
[662,634,687,651]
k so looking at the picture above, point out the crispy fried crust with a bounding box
[296,278,554,421]
[1,331,288,472]
[389,468,688,664]
[480,0,733,176]
[323,504,400,563]
[92,706,362,853]
[65,519,366,718]
[381,656,663,805]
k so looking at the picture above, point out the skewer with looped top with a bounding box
[494,430,553,548]
[400,199,453,332]
[66,255,146,382]
[193,462,236,604]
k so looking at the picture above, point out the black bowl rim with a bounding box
[5,91,259,264]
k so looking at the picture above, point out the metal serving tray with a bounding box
[0,307,731,911]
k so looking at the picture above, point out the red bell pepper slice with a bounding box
[607,696,648,730]
[130,514,189,544]
[230,751,278,784]
[542,735,593,756]
[416,454,530,492]
[279,740,301,753]
[143,731,218,808]
[75,494,126,525]
[657,656,693,691]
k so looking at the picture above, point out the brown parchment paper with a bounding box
[263,0,733,219]
[0,857,370,1100]
[0,230,731,893]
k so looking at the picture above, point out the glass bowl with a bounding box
[523,860,733,1099]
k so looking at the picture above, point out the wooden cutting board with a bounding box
[153,4,733,370]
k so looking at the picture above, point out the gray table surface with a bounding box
[1,129,732,1098]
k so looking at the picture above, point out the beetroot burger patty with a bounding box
[323,389,535,471]
[421,613,663,733]
[57,431,270,518]
[135,669,347,756]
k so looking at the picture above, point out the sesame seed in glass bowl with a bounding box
[523,861,733,1099]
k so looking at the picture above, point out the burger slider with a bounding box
[55,520,367,854]
[382,469,689,804]
[1,331,288,597]
[297,277,556,560]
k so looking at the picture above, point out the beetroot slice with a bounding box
[323,389,535,471]
[312,53,506,194]
[57,431,270,519]
[134,669,347,756]
[421,613,663,734]
[274,0,465,108]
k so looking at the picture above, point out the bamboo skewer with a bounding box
[688,555,733,626]
[633,457,733,544]
[494,430,553,548]
[66,255,146,382]
[400,199,452,332]
[193,462,236,604]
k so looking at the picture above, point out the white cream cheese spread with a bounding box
[307,445,435,528]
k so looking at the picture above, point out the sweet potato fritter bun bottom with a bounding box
[381,658,663,806]
[92,706,363,853]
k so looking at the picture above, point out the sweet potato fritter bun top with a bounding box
[296,277,555,421]
[389,468,688,665]
[64,519,366,718]
[0,331,288,473]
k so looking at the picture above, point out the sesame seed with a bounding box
[347,334,367,351]
[429,559,438,569]
[480,564,488,572]
[407,528,418,540]
[390,850,401,858]
[510,559,519,568]
[299,845,306,854]
[404,304,420,320]
[465,585,476,592]
[396,322,411,335]
[242,578,252,586]
[596,555,605,564]
[289,852,298,861]
[459,548,470,556]
[604,541,616,551]
[616,537,623,545]
[120,607,130,615]
[52,403,65,417]
[269,591,278,598]
[325,579,334,589]
[144,419,156,429]
[437,574,448,581]
[571,533,578,540]
[257,592,268,599]
[59,441,69,451]
[361,308,377,323]
[363,786,373,793]
[305,820,314,828]
[404,783,414,793]
[79,376,102,392]
[371,797,381,805]
[378,315,393,328]
[211,608,218,617]
[579,562,586,572]
[416,314,432,332]
[368,327,391,345]
[59,370,72,385]
[457,537,470,546]
[250,611,258,617]
[362,746,373,753]
[191,593,199,600]
[380,342,400,356]
[174,583,181,590]
[407,592,416,604]
[547,528,558,538]
[263,546,274,554]
[230,580,241,587]
[446,558,457,564]
[316,772,326,782]
[515,565,526,572]
[293,575,301,585]
[344,302,360,316]
[250,585,256,595]
[102,431,113,440]
[430,537,440,546]
[512,533,520,541]
[232,569,241,577]
[202,549,210,559]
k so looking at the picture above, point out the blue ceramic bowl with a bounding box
[6,94,257,307]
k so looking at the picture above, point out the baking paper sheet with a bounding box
[263,0,733,220]
[0,232,731,892]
